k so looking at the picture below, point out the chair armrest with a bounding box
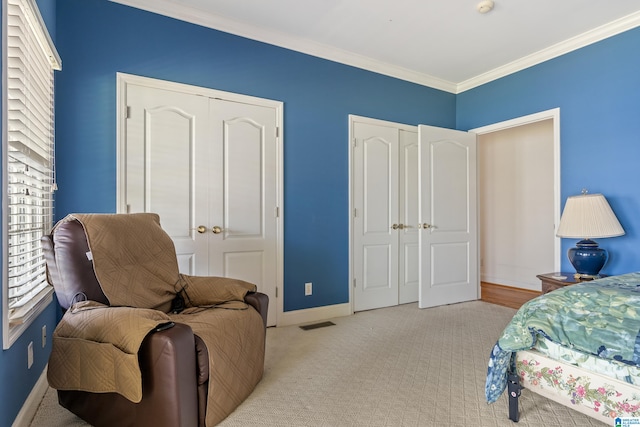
[138,322,199,425]
[58,322,199,427]
[244,292,269,328]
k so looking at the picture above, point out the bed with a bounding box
[485,272,640,425]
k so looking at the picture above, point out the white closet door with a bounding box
[353,121,400,311]
[125,84,211,275]
[418,125,478,308]
[398,129,419,304]
[123,80,280,326]
[208,98,279,326]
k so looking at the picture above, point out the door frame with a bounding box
[348,114,418,313]
[469,107,562,274]
[115,72,285,325]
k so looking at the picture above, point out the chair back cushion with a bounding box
[44,213,179,312]
[42,218,108,310]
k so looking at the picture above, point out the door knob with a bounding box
[195,225,207,234]
[391,224,399,230]
[421,223,432,229]
[397,224,405,230]
[212,226,223,234]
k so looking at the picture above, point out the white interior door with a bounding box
[418,125,478,308]
[398,129,419,304]
[352,118,420,312]
[124,84,211,274]
[121,78,280,326]
[353,121,400,312]
[208,99,279,321]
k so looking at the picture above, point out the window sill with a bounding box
[4,286,54,349]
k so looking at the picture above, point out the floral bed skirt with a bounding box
[516,349,640,424]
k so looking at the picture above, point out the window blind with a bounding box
[5,0,61,324]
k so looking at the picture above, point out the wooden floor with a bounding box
[480,281,541,309]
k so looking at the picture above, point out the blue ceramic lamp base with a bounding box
[567,239,608,280]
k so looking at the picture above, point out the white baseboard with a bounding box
[278,303,352,327]
[12,365,48,427]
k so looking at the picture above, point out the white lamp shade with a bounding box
[556,193,625,239]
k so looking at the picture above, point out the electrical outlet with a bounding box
[42,325,47,348]
[28,341,33,369]
[304,282,312,296]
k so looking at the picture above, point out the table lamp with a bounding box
[556,190,624,279]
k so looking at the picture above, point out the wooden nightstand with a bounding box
[536,272,605,294]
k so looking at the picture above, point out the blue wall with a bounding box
[457,27,640,275]
[3,0,639,423]
[0,2,59,426]
[53,0,455,312]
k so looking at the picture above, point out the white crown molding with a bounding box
[111,1,640,95]
[109,0,457,93]
[456,10,640,93]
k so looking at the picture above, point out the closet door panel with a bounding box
[124,84,210,275]
[353,121,399,311]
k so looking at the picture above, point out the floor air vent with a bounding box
[299,321,336,331]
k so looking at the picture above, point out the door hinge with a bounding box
[275,206,279,218]
[126,106,131,119]
[353,138,357,147]
[276,127,280,138]
[354,208,357,217]
[275,287,279,298]
[353,278,356,288]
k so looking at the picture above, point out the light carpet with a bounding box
[29,301,607,426]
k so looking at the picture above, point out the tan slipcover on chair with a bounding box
[42,213,268,427]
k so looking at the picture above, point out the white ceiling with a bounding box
[112,0,640,93]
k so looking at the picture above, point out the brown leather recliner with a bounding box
[42,215,268,427]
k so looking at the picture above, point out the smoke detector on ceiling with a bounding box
[477,0,495,14]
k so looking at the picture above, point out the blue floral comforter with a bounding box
[486,272,640,403]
